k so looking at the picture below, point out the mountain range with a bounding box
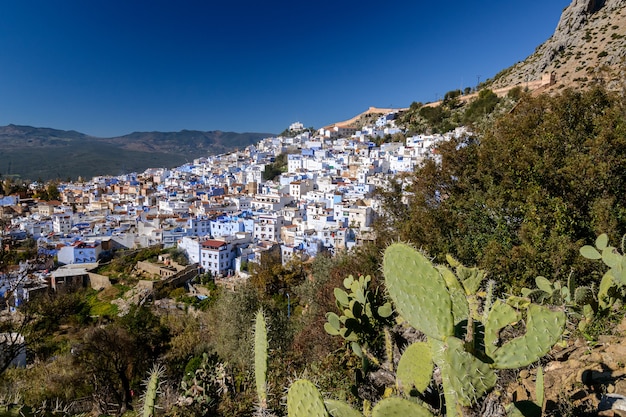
[1,0,624,182]
[0,125,273,181]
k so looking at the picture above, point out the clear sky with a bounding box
[0,1,571,137]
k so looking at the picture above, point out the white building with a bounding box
[289,121,304,132]
[57,241,102,265]
[388,155,415,173]
[186,217,212,237]
[253,214,287,242]
[289,180,314,200]
[178,236,202,264]
[287,154,304,173]
[52,214,72,235]
[251,194,294,212]
[200,239,235,277]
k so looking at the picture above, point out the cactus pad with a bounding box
[396,342,433,394]
[325,399,363,417]
[287,379,329,417]
[441,336,497,406]
[437,265,469,325]
[484,300,520,359]
[324,312,342,336]
[487,303,565,369]
[383,242,453,339]
[371,397,433,417]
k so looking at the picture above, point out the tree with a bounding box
[75,305,169,415]
[379,86,626,291]
[249,245,305,296]
[26,289,91,361]
[209,282,260,370]
[77,325,138,415]
[0,317,28,376]
[0,269,87,375]
[463,88,500,125]
[443,89,462,109]
[262,153,289,181]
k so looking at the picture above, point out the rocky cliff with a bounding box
[490,0,626,93]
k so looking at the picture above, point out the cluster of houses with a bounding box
[1,112,470,304]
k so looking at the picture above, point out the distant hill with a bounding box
[0,125,274,181]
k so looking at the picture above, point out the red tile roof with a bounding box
[201,239,227,249]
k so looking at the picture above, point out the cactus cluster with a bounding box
[285,379,433,417]
[521,275,596,331]
[522,275,595,309]
[324,275,393,359]
[382,242,565,416]
[178,352,231,411]
[580,233,626,310]
[284,242,565,417]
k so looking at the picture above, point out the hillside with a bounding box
[327,0,626,132]
[0,125,273,181]
[489,0,626,93]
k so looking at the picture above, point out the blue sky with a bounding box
[0,1,570,137]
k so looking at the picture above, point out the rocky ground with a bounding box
[506,317,626,416]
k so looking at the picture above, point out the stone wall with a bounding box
[87,272,112,290]
[137,261,178,277]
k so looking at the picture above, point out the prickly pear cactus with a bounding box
[383,243,454,340]
[580,233,626,309]
[371,397,433,417]
[324,399,363,417]
[396,342,433,394]
[254,309,269,409]
[484,300,566,369]
[437,264,470,325]
[287,380,328,417]
[178,353,230,411]
[324,274,393,358]
[440,337,497,406]
[381,242,565,416]
[292,242,565,417]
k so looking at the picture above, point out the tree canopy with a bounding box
[377,86,626,290]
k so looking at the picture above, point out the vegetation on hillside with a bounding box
[262,153,289,181]
[377,86,626,292]
[397,87,522,134]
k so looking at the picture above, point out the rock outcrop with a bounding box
[490,0,626,93]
